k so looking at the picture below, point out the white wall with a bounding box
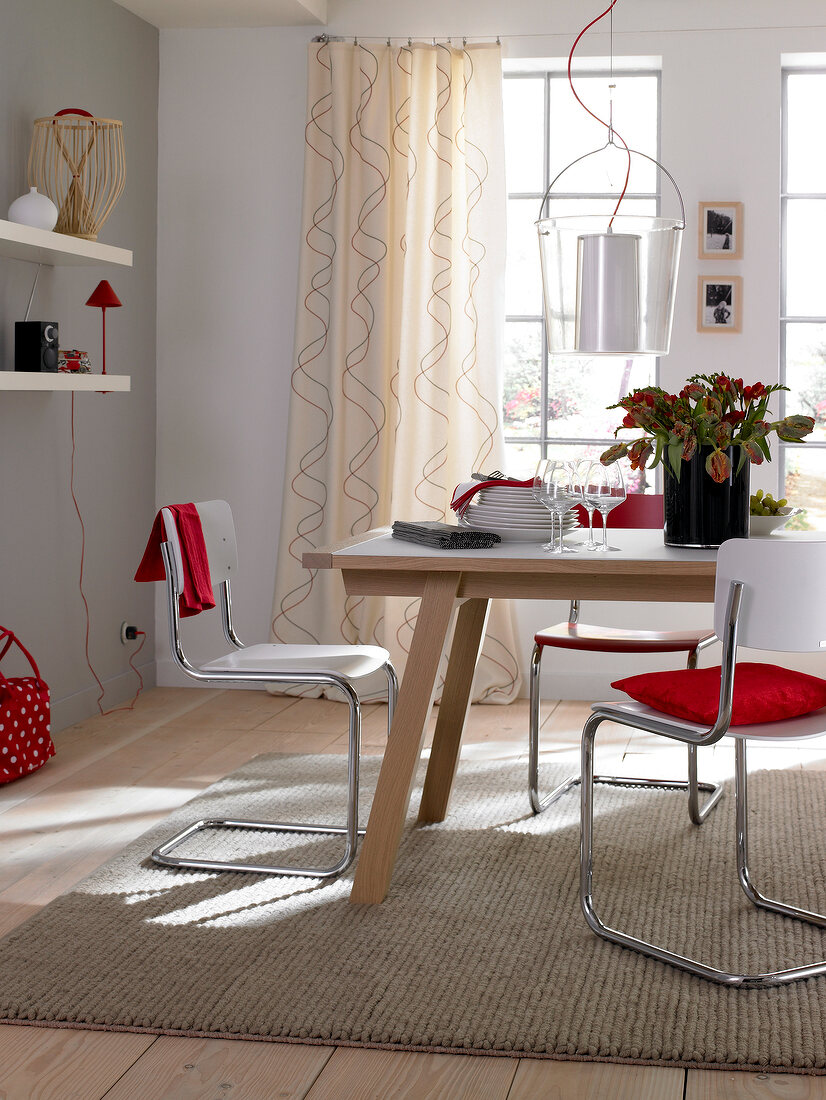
[156,0,826,698]
[156,27,308,674]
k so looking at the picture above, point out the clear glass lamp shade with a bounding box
[537,214,683,356]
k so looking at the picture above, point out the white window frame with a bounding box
[780,66,826,487]
[503,65,663,469]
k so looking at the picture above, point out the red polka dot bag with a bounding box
[0,627,54,783]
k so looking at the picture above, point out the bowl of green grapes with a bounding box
[749,491,802,536]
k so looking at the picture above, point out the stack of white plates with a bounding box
[458,485,580,543]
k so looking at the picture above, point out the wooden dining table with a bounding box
[303,528,718,904]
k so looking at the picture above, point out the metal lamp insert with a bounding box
[575,230,641,353]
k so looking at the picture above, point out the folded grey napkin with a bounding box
[391,521,501,550]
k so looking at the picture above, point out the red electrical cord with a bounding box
[567,0,631,222]
[70,392,146,715]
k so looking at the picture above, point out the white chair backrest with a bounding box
[160,500,238,596]
[714,538,826,652]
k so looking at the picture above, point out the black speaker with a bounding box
[15,321,59,373]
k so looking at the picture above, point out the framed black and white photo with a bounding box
[697,276,742,333]
[698,201,743,259]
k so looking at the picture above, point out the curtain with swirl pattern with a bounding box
[270,39,520,702]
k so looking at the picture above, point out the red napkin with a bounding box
[450,477,534,517]
[135,503,216,618]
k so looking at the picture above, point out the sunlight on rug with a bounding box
[2,753,826,1073]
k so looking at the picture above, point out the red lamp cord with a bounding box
[567,0,631,223]
[70,393,145,715]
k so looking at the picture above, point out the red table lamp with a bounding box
[85,280,122,375]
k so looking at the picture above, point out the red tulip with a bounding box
[600,442,629,465]
[705,448,732,483]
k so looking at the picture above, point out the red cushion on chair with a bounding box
[612,663,826,726]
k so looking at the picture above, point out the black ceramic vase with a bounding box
[663,445,750,548]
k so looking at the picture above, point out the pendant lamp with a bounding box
[536,1,684,356]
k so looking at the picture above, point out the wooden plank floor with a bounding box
[1,687,825,1099]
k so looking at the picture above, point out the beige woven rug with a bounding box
[2,753,826,1073]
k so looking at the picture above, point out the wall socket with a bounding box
[120,622,139,645]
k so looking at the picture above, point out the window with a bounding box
[782,69,826,527]
[502,66,661,489]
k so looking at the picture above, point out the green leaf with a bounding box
[668,440,683,479]
[650,433,666,470]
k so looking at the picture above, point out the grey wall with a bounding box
[0,0,158,730]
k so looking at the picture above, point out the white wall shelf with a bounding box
[0,372,130,392]
[0,219,133,267]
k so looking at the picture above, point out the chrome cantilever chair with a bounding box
[529,492,721,824]
[581,537,826,988]
[151,499,398,879]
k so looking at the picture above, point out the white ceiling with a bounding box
[111,0,327,29]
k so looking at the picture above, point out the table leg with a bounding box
[417,597,490,825]
[349,570,461,905]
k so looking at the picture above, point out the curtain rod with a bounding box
[313,34,501,46]
[314,25,826,45]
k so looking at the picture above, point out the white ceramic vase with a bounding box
[8,187,58,231]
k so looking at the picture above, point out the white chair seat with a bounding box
[202,643,391,682]
[152,499,398,881]
[598,698,826,742]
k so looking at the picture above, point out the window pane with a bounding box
[787,74,826,193]
[548,75,658,194]
[543,196,658,219]
[784,445,826,529]
[504,321,542,438]
[506,198,543,315]
[502,442,657,493]
[544,444,657,495]
[785,323,826,441]
[503,65,659,461]
[786,200,826,316]
[546,356,656,440]
[503,440,541,479]
[504,77,545,193]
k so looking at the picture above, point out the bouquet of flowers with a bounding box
[600,373,815,483]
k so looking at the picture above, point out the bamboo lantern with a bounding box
[27,108,125,241]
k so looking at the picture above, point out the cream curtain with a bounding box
[271,39,521,702]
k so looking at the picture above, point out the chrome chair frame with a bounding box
[152,536,399,879]
[580,579,826,988]
[528,598,723,825]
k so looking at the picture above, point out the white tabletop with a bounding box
[332,527,718,564]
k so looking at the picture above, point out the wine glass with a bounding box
[585,463,626,552]
[573,459,599,551]
[532,459,557,551]
[536,460,579,554]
